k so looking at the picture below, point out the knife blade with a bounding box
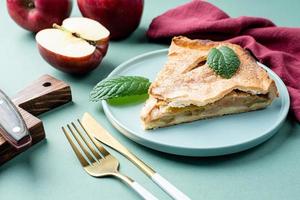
[81,112,191,200]
[0,89,31,149]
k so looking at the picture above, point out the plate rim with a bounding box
[102,49,290,156]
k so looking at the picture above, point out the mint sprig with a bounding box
[90,76,151,101]
[207,46,240,79]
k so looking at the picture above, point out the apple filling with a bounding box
[145,90,271,129]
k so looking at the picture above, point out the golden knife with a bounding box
[81,113,191,200]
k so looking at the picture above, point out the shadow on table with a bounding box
[125,26,149,45]
[51,59,116,87]
[23,31,36,41]
[0,140,48,177]
[129,115,299,166]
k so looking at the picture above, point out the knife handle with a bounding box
[152,173,191,200]
[130,181,159,200]
[0,90,31,149]
[126,152,191,200]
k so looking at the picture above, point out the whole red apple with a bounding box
[77,0,144,40]
[7,0,72,32]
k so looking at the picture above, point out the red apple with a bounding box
[36,17,110,74]
[77,0,144,40]
[6,0,72,32]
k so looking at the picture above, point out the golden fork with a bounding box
[82,113,191,200]
[62,120,159,200]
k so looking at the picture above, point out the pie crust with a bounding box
[141,36,278,129]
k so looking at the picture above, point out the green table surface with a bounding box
[1,1,300,199]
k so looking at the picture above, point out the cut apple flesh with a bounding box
[35,17,110,74]
[36,29,96,57]
[36,29,96,58]
[62,17,110,41]
[36,17,110,58]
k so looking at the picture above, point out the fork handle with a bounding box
[130,181,159,200]
[152,173,191,200]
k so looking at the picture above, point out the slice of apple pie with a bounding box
[141,36,278,129]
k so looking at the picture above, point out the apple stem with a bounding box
[52,23,97,46]
[28,2,34,8]
[23,0,35,8]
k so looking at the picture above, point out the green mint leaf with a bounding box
[90,76,151,101]
[207,46,240,79]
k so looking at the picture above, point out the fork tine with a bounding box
[67,124,95,163]
[62,127,89,167]
[71,122,102,161]
[77,119,110,157]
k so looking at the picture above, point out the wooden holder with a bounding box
[0,75,72,165]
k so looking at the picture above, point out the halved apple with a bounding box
[36,17,110,74]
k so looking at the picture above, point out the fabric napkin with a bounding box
[147,0,300,121]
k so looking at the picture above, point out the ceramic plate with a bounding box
[102,49,290,156]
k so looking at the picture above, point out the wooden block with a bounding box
[0,75,72,165]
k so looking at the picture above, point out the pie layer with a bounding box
[141,36,279,129]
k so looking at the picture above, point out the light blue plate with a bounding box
[102,49,290,156]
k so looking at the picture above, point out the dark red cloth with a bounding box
[147,0,300,121]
